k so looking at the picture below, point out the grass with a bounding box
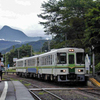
[19,80,23,82]
[24,83,31,87]
[2,78,6,81]
[10,78,18,81]
[6,69,16,72]
[38,92,45,95]
[84,97,88,99]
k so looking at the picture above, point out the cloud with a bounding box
[0,39,5,41]
[0,10,44,37]
[0,9,17,19]
[15,0,31,6]
[0,0,49,37]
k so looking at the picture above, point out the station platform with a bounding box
[87,73,100,87]
[0,81,34,100]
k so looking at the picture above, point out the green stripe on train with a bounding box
[16,65,85,69]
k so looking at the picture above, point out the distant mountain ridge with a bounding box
[0,25,44,42]
[0,40,20,51]
[0,40,47,54]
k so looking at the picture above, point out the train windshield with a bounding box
[57,53,66,64]
[76,53,84,64]
[69,55,74,64]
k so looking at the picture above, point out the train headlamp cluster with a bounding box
[69,49,74,52]
[61,70,66,73]
[78,69,83,72]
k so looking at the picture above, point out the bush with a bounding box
[95,62,100,72]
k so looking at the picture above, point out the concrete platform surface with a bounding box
[0,81,34,100]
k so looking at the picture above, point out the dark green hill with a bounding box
[1,40,47,54]
[0,40,20,51]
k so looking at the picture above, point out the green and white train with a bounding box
[16,48,86,82]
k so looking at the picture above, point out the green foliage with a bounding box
[4,44,34,67]
[85,2,100,48]
[95,62,100,71]
[38,0,95,48]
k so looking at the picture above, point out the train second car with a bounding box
[16,48,86,82]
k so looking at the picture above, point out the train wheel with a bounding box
[37,74,40,79]
[50,75,54,81]
[33,74,35,78]
[22,73,25,77]
[45,75,48,80]
[25,73,27,78]
[30,73,33,78]
[19,73,22,77]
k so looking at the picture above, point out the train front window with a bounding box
[76,53,84,64]
[69,55,74,64]
[57,53,66,64]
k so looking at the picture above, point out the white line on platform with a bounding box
[0,81,8,100]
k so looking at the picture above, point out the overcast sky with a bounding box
[0,0,49,37]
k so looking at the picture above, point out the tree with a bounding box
[38,0,95,48]
[5,44,34,67]
[84,1,100,50]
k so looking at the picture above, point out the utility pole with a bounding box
[5,53,7,75]
[48,39,50,51]
[5,53,6,69]
[92,45,95,76]
[65,33,67,47]
[31,46,32,56]
[18,49,19,59]
[93,52,95,75]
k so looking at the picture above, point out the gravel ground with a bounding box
[2,74,100,100]
[51,90,96,100]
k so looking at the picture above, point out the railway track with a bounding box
[77,88,100,100]
[19,79,100,100]
[21,79,64,100]
[3,74,100,100]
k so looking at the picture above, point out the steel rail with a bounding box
[42,89,64,100]
[6,76,100,100]
[21,79,64,100]
[79,89,100,96]
[29,90,42,100]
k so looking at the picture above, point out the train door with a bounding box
[25,60,26,67]
[68,54,75,73]
[37,57,39,66]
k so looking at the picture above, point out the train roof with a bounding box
[16,48,84,61]
[16,55,39,61]
[38,47,84,56]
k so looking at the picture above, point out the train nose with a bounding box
[67,74,76,80]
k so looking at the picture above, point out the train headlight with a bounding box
[63,70,66,72]
[69,49,74,52]
[61,70,66,73]
[78,69,83,72]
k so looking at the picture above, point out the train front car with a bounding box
[56,48,85,82]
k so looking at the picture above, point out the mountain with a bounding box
[0,40,47,54]
[0,40,20,51]
[0,25,44,42]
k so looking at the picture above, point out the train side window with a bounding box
[76,53,84,64]
[53,55,54,62]
[50,55,52,65]
[57,53,66,64]
[69,55,74,64]
[18,61,23,67]
[25,60,26,67]
[37,57,39,66]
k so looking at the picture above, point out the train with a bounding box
[16,48,86,82]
